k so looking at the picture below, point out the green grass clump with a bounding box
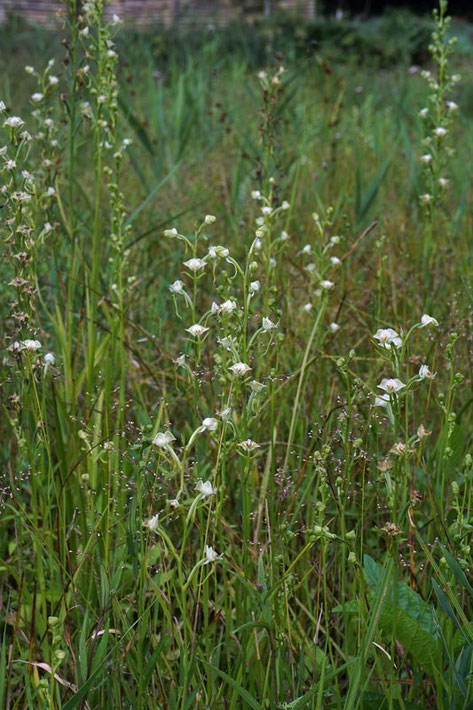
[1,1,473,708]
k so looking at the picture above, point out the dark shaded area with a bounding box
[340,0,473,19]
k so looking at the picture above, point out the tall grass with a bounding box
[1,1,473,708]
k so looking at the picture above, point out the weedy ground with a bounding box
[1,2,473,709]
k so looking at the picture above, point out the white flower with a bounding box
[269,257,276,268]
[374,393,391,408]
[169,279,184,293]
[434,127,447,137]
[280,230,289,241]
[373,328,402,350]
[281,200,290,210]
[420,314,439,328]
[249,380,266,393]
[211,301,220,314]
[378,378,405,394]
[257,71,267,80]
[419,107,428,118]
[249,281,260,293]
[152,430,176,448]
[25,66,35,75]
[303,302,312,312]
[219,300,237,314]
[420,194,432,203]
[145,513,160,532]
[420,154,432,164]
[48,75,59,86]
[301,244,312,254]
[204,214,216,225]
[261,206,272,216]
[22,339,42,351]
[447,101,458,111]
[419,364,436,379]
[218,407,232,420]
[439,177,449,188]
[207,245,229,259]
[417,424,431,439]
[174,354,186,367]
[251,190,261,200]
[452,74,461,83]
[330,322,340,332]
[4,116,25,129]
[164,227,178,237]
[31,93,44,103]
[262,317,277,331]
[239,439,261,452]
[196,480,217,497]
[320,280,334,290]
[305,263,316,273]
[43,352,55,368]
[253,238,262,251]
[202,417,218,432]
[204,545,221,564]
[255,217,264,226]
[45,186,55,197]
[167,497,180,508]
[186,324,209,337]
[330,256,342,266]
[183,258,205,272]
[230,362,251,376]
[112,13,123,24]
[5,159,16,170]
[0,145,7,156]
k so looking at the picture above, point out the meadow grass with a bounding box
[1,1,473,708]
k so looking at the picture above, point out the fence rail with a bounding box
[0,0,318,27]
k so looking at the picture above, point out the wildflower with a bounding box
[204,545,221,564]
[381,523,403,536]
[152,430,176,448]
[373,328,402,349]
[320,280,334,290]
[48,75,59,86]
[280,230,289,241]
[211,302,220,314]
[253,238,262,251]
[420,194,432,203]
[164,227,178,237]
[329,235,340,245]
[439,177,449,188]
[186,324,209,337]
[251,190,261,200]
[167,497,180,508]
[45,186,55,197]
[452,74,461,83]
[230,362,251,376]
[301,244,312,254]
[447,101,458,111]
[330,322,340,333]
[305,263,316,273]
[112,13,123,24]
[330,256,342,266]
[419,107,428,118]
[377,458,393,472]
[419,364,436,379]
[196,480,217,497]
[378,378,405,394]
[218,407,232,420]
[25,66,35,75]
[204,214,216,225]
[208,245,229,258]
[144,513,160,532]
[257,71,267,80]
[0,146,7,156]
[261,206,272,216]
[22,339,42,351]
[31,93,44,103]
[269,257,276,268]
[281,200,290,210]
[374,393,391,407]
[303,303,312,312]
[4,116,25,129]
[5,159,16,170]
[420,154,432,164]
[183,258,205,272]
[420,314,439,328]
[434,127,447,137]
[201,417,218,432]
[174,354,186,367]
[169,280,184,294]
[262,317,277,331]
[390,442,410,456]
[219,300,237,314]
[249,380,266,393]
[249,280,260,294]
[239,439,261,452]
[43,352,55,369]
[417,424,431,439]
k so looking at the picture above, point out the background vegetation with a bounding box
[1,2,473,708]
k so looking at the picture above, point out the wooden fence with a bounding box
[0,0,318,27]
